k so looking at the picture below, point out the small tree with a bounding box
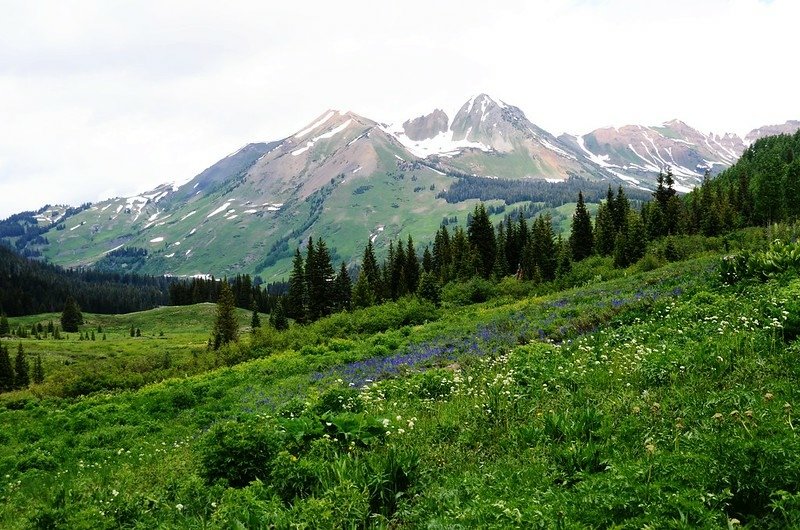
[14,343,29,389]
[569,191,594,262]
[417,272,441,307]
[130,326,135,338]
[135,328,141,337]
[0,345,13,392]
[32,354,44,384]
[60,296,83,332]
[269,300,289,331]
[250,302,261,332]
[0,314,9,337]
[212,281,238,349]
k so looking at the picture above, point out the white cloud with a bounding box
[0,0,797,218]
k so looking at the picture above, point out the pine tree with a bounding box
[334,262,352,311]
[212,281,238,349]
[307,238,336,320]
[421,246,433,274]
[269,300,289,331]
[135,328,141,337]
[467,203,496,279]
[405,236,420,294]
[60,296,83,332]
[417,272,441,307]
[130,325,135,338]
[250,301,261,332]
[0,345,13,392]
[351,271,375,309]
[286,248,307,323]
[569,191,594,262]
[0,314,9,337]
[14,343,29,389]
[32,354,44,384]
[361,240,383,303]
[53,326,61,340]
[594,200,616,256]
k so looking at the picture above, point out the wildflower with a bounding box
[765,392,774,401]
[713,412,724,422]
[112,489,119,497]
[176,504,184,511]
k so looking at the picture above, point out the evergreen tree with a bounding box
[361,240,383,303]
[32,354,44,384]
[135,328,141,337]
[53,326,61,340]
[613,186,630,234]
[91,330,95,341]
[269,300,289,331]
[0,345,13,392]
[130,325,135,338]
[555,236,573,279]
[351,271,375,309]
[60,296,83,332]
[212,281,238,349]
[0,314,9,336]
[14,343,29,389]
[467,203,497,279]
[493,222,509,279]
[421,246,433,274]
[286,248,307,323]
[594,200,616,256]
[417,272,442,307]
[334,262,352,311]
[405,236,421,294]
[307,238,336,320]
[569,191,594,262]
[531,214,557,281]
[250,301,261,331]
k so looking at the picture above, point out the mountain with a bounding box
[2,95,797,280]
[559,119,800,192]
[745,120,800,144]
[387,94,608,182]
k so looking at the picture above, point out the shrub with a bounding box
[198,417,283,487]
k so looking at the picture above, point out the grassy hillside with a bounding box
[2,229,800,527]
[1,305,258,397]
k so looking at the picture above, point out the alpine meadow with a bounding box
[2,1,800,528]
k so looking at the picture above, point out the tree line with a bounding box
[0,243,171,317]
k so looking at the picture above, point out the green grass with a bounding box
[1,305,258,397]
[3,232,800,527]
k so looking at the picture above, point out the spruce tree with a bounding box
[467,203,496,279]
[351,271,375,309]
[334,262,352,311]
[361,240,383,303]
[32,354,44,384]
[569,191,594,262]
[250,301,261,331]
[269,300,289,331]
[0,314,9,337]
[417,272,441,307]
[594,201,616,256]
[14,343,29,389]
[0,345,13,392]
[286,248,307,323]
[405,236,420,294]
[212,281,238,349]
[307,238,336,320]
[60,296,83,332]
[421,246,433,274]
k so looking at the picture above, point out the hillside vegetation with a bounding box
[2,224,800,526]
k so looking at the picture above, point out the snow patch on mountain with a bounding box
[295,111,335,138]
[207,202,231,218]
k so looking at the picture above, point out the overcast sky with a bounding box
[0,0,796,218]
